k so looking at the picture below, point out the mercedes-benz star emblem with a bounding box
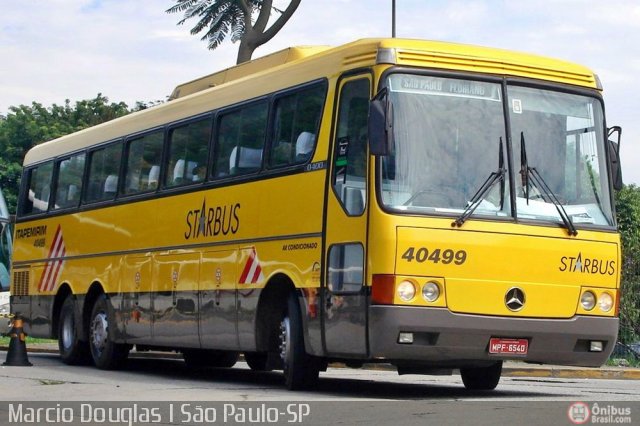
[505,287,526,311]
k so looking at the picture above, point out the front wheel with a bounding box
[460,361,502,390]
[58,296,90,365]
[89,294,129,370]
[279,293,319,390]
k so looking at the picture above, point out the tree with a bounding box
[0,95,137,213]
[167,0,302,64]
[615,184,640,343]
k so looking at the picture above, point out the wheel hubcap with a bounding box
[90,311,108,356]
[279,317,291,369]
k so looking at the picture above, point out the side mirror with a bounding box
[368,88,394,156]
[607,126,623,191]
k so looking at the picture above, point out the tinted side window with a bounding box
[85,143,122,203]
[332,78,370,216]
[165,118,211,187]
[123,131,164,195]
[53,153,86,210]
[270,84,325,168]
[213,102,268,178]
[20,161,54,215]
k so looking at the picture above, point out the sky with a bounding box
[1,0,639,183]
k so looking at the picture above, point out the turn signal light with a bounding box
[371,274,395,304]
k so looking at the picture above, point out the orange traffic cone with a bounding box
[3,317,32,366]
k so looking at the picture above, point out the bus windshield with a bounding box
[380,73,614,228]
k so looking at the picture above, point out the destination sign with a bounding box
[388,74,501,101]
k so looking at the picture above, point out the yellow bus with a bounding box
[11,38,623,390]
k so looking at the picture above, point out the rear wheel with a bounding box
[280,293,319,390]
[460,361,502,390]
[58,296,90,365]
[89,294,129,370]
[183,349,239,368]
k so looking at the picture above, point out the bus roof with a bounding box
[23,38,599,167]
[168,45,332,100]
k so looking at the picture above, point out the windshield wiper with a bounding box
[452,138,505,228]
[519,132,578,236]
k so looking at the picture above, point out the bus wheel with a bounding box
[460,361,502,390]
[279,293,319,390]
[58,296,90,365]
[89,294,129,370]
[244,352,271,371]
[183,349,239,368]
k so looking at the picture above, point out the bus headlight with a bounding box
[422,282,440,302]
[397,281,416,302]
[598,292,613,312]
[580,291,596,311]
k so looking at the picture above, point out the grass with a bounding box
[0,336,57,345]
[606,355,640,368]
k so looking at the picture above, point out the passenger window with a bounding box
[85,143,122,203]
[53,153,86,210]
[20,161,54,215]
[270,83,325,167]
[213,102,267,178]
[332,78,370,215]
[123,131,164,195]
[165,118,211,187]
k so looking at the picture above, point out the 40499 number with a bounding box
[401,247,467,265]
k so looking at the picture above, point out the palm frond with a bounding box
[166,0,200,15]
[204,21,230,49]
[168,0,294,54]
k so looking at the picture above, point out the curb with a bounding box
[502,366,640,380]
[3,345,639,380]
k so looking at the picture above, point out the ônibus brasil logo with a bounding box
[567,402,590,424]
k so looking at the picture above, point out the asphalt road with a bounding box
[0,352,639,425]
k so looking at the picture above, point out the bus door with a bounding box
[322,75,371,357]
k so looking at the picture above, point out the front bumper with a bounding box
[369,306,618,368]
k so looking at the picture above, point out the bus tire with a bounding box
[244,352,271,371]
[89,294,129,370]
[183,349,239,368]
[280,292,319,390]
[58,296,90,365]
[460,361,502,390]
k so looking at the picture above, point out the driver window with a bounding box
[332,78,370,216]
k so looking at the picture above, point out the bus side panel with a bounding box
[29,294,53,338]
[151,252,200,347]
[120,254,153,344]
[237,246,261,351]
[28,264,52,338]
[200,249,239,350]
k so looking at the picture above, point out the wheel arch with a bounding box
[51,283,73,339]
[254,273,299,353]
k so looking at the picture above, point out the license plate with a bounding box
[488,338,529,355]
